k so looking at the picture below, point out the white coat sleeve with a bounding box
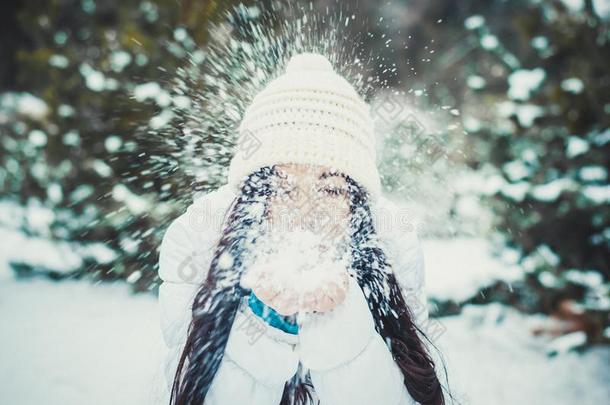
[392,232,430,334]
[295,230,428,405]
[157,206,300,405]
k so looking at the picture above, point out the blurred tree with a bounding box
[0,0,246,291]
[459,0,610,342]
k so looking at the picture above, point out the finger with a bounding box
[273,296,299,316]
[315,292,335,313]
[252,276,277,302]
[282,301,300,316]
[281,287,300,312]
[312,286,326,304]
[300,290,317,313]
[333,287,347,306]
[328,278,349,305]
[266,284,298,315]
[267,287,291,311]
[324,281,342,301]
[258,281,283,304]
[304,287,324,313]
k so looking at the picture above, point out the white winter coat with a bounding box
[157,183,429,405]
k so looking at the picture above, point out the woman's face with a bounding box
[266,163,350,244]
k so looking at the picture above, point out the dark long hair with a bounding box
[169,165,446,405]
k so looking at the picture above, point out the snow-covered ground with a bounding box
[1,226,609,404]
[423,238,523,302]
[0,276,166,404]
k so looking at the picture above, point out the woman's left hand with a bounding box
[300,270,350,314]
[296,274,378,372]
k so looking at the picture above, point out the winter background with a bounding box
[1,0,609,404]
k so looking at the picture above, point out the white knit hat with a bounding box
[227,52,381,202]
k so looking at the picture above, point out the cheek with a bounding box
[267,199,291,223]
[323,198,350,218]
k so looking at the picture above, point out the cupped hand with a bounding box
[300,270,350,313]
[241,265,350,316]
[241,266,300,316]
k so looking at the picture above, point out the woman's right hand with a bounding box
[242,267,300,316]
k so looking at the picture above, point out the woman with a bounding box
[158,53,445,404]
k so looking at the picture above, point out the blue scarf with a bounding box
[248,292,299,335]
